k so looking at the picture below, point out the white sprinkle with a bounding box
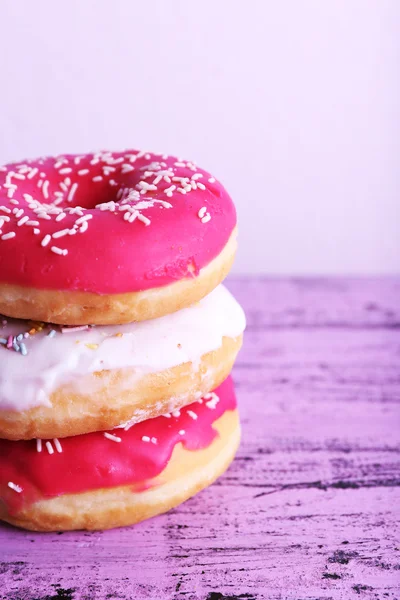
[17,216,29,226]
[54,160,66,169]
[14,208,24,218]
[33,228,40,234]
[197,182,206,190]
[162,413,172,418]
[137,214,151,226]
[102,166,116,175]
[158,200,172,209]
[36,439,42,453]
[51,246,68,256]
[41,234,51,247]
[151,437,157,445]
[96,201,116,211]
[79,221,88,233]
[42,180,50,199]
[52,229,70,239]
[179,430,185,436]
[66,206,84,216]
[187,410,198,420]
[67,182,78,203]
[27,168,39,179]
[37,179,43,189]
[78,169,89,176]
[191,173,203,180]
[60,182,68,192]
[153,174,163,185]
[109,179,118,187]
[208,177,215,183]
[1,232,16,240]
[105,157,124,165]
[53,438,63,453]
[172,410,181,418]
[75,214,93,225]
[92,176,103,182]
[104,432,122,443]
[164,185,176,196]
[45,441,54,455]
[205,392,220,409]
[198,206,207,219]
[8,481,22,493]
[121,164,134,174]
[0,206,11,214]
[141,436,151,443]
[201,214,211,224]
[177,188,187,194]
[137,181,157,192]
[9,199,19,205]
[55,213,66,222]
[59,168,72,174]
[128,212,137,223]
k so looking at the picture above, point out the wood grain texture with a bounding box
[1,277,399,600]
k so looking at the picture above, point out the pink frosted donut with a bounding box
[0,377,240,531]
[0,150,237,324]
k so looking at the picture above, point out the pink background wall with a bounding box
[0,0,398,274]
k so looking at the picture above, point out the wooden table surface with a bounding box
[1,277,399,600]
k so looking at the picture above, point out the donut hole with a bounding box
[55,181,121,210]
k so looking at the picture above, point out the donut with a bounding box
[0,285,245,440]
[0,149,237,325]
[0,377,239,532]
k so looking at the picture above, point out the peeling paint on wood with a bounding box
[0,277,399,599]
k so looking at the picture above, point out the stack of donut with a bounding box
[0,149,245,531]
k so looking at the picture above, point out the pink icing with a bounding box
[0,150,236,294]
[0,377,237,514]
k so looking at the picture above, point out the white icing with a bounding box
[0,285,245,412]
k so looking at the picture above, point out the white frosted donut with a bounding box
[0,285,245,440]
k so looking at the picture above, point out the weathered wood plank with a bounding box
[1,278,399,600]
[227,277,400,328]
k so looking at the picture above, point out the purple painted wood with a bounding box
[1,277,399,600]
